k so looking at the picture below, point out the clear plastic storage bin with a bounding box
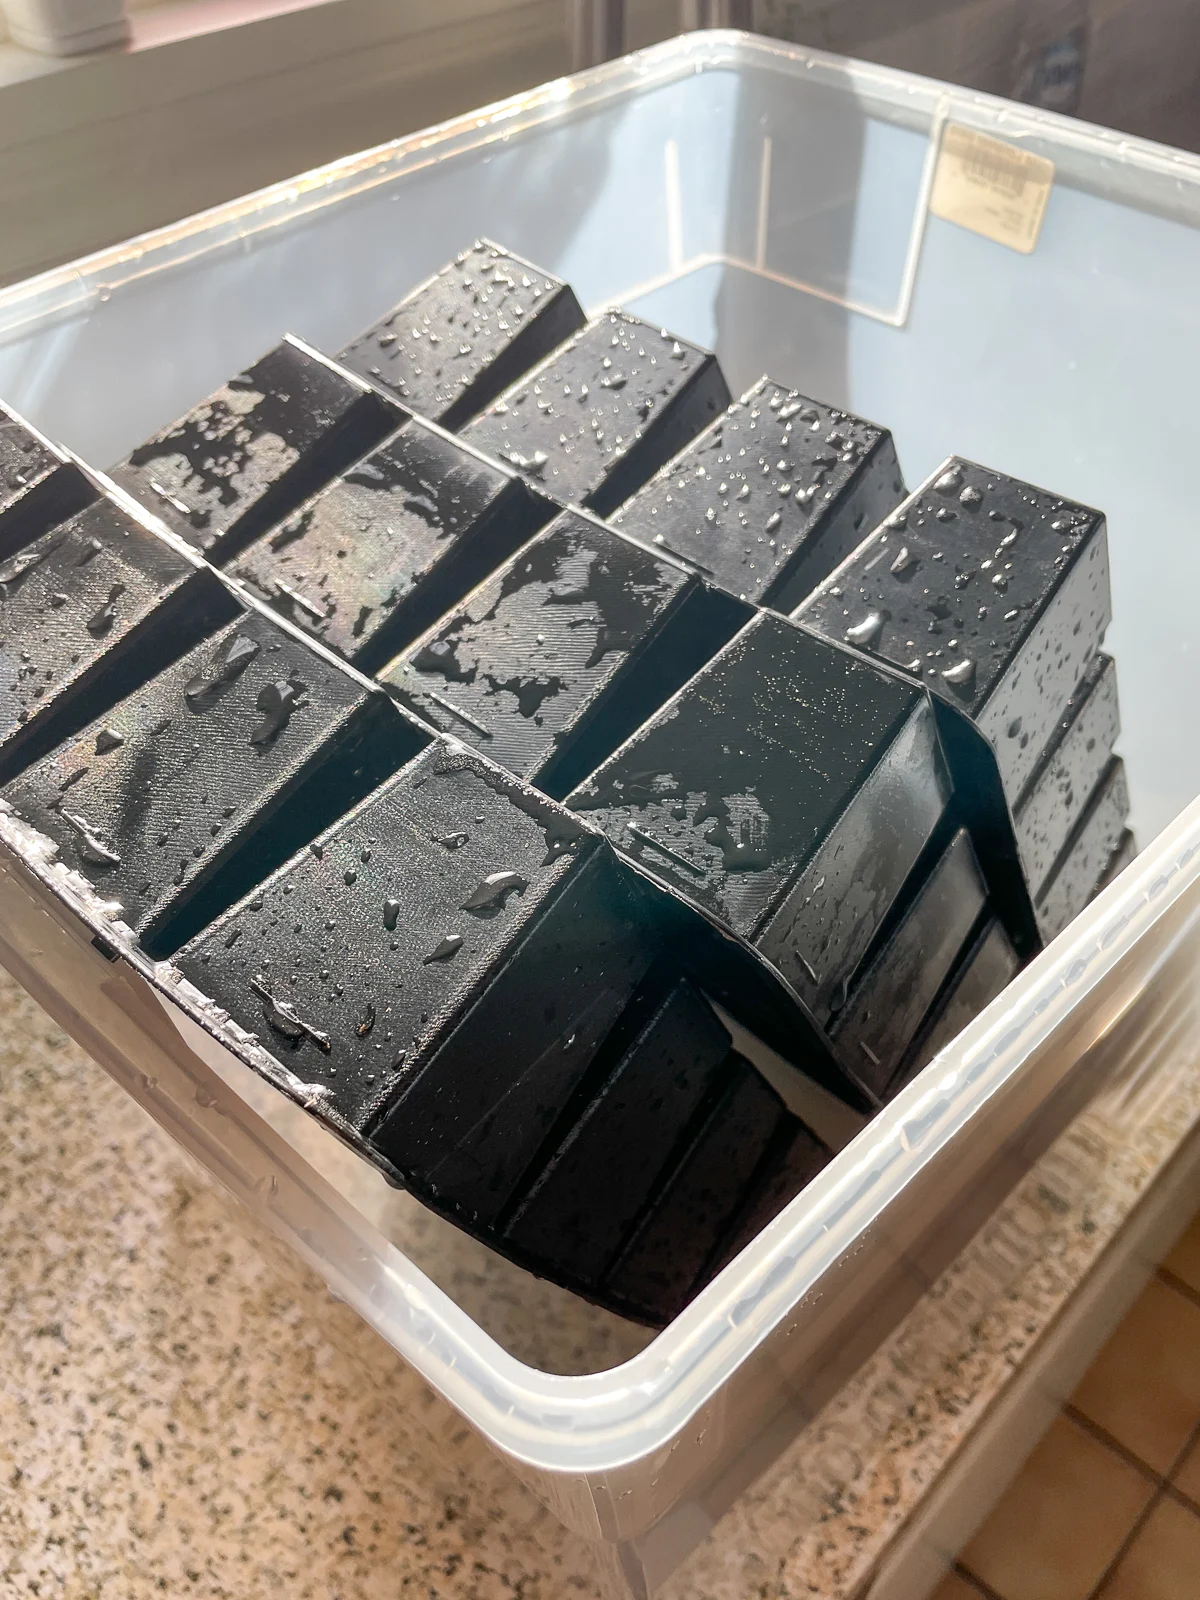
[3,29,1200,1599]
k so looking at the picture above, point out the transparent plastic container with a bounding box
[4,29,1200,1598]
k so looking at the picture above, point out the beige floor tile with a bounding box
[1170,1433,1200,1507]
[1163,1210,1200,1295]
[1071,1278,1200,1472]
[1101,1494,1200,1599]
[930,1572,986,1600]
[961,1413,1154,1600]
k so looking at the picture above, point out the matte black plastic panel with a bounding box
[467,312,732,516]
[1014,652,1120,896]
[899,916,1021,1088]
[503,978,736,1284]
[1035,757,1131,942]
[612,377,904,610]
[338,241,586,429]
[603,1059,792,1323]
[705,1119,834,1282]
[110,338,404,563]
[233,415,553,671]
[831,827,988,1098]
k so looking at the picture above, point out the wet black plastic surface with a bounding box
[831,827,988,1099]
[897,916,1021,1091]
[110,339,404,563]
[612,377,904,610]
[568,611,945,988]
[177,742,663,1226]
[603,1057,794,1323]
[4,608,427,955]
[382,509,752,796]
[0,405,96,558]
[467,312,732,516]
[705,1117,833,1283]
[1014,652,1120,896]
[0,496,239,785]
[338,241,586,430]
[233,415,553,672]
[1035,757,1131,942]
[795,458,1110,804]
[503,977,737,1285]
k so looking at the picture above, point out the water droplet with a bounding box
[959,485,983,508]
[356,1003,376,1039]
[250,976,331,1052]
[383,898,401,931]
[941,658,976,689]
[62,811,121,867]
[423,933,464,963]
[185,632,261,704]
[889,545,915,575]
[344,869,358,886]
[845,611,885,648]
[0,547,49,588]
[505,449,549,476]
[935,466,963,493]
[85,582,126,636]
[94,727,124,755]
[765,511,782,533]
[460,870,528,912]
[249,677,307,744]
[438,832,469,850]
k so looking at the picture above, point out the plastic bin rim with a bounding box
[3,32,1200,1478]
[3,29,1200,342]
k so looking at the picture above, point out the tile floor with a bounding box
[933,1212,1200,1600]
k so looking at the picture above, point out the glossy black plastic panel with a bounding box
[110,338,404,563]
[568,612,947,1009]
[795,458,1110,805]
[0,404,96,557]
[467,312,732,516]
[612,377,904,610]
[4,608,427,955]
[897,915,1021,1090]
[382,509,752,797]
[176,742,663,1227]
[233,415,554,672]
[338,241,586,429]
[0,496,239,784]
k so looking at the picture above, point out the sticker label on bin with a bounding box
[930,125,1054,255]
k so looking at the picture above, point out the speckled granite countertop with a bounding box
[4,960,1200,1600]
